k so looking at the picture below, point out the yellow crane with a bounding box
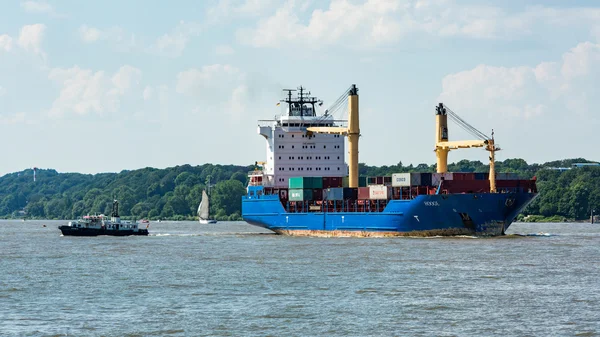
[306,85,360,188]
[434,103,500,193]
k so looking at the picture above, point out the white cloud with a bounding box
[111,65,141,94]
[21,1,54,15]
[437,41,600,124]
[143,86,153,101]
[0,35,13,52]
[176,64,249,118]
[215,44,235,55]
[79,25,103,43]
[48,65,142,117]
[207,0,280,23]
[237,1,600,49]
[153,20,202,57]
[18,24,46,56]
[77,25,137,51]
[0,112,26,125]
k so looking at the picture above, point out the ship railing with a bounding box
[283,199,389,213]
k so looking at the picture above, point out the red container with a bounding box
[376,176,384,184]
[313,188,323,200]
[453,173,475,181]
[445,180,489,193]
[358,187,370,199]
[322,177,343,188]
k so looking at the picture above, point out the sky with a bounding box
[1,0,599,177]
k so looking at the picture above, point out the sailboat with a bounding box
[198,190,217,224]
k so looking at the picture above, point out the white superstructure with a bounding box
[252,87,348,188]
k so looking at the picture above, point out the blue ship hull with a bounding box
[242,192,537,237]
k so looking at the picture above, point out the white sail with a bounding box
[198,190,210,221]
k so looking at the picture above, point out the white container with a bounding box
[432,172,453,186]
[369,185,389,200]
[392,173,411,187]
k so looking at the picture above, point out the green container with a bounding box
[289,188,313,201]
[289,177,308,189]
[311,176,323,189]
[289,176,323,189]
[342,176,366,187]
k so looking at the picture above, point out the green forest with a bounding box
[0,158,598,221]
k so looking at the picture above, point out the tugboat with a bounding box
[58,200,149,236]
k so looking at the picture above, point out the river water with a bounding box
[0,220,599,336]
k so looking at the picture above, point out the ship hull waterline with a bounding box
[58,226,149,237]
[242,192,537,237]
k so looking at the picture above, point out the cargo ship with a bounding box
[241,85,537,236]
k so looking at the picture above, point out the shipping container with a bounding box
[325,187,344,201]
[313,188,323,200]
[474,172,488,180]
[432,172,453,186]
[420,173,432,186]
[392,173,411,187]
[452,173,475,181]
[311,176,323,189]
[340,176,367,188]
[289,177,308,189]
[376,176,384,185]
[345,187,358,200]
[383,176,392,186]
[367,177,377,185]
[358,187,370,199]
[358,176,367,187]
[443,180,489,193]
[325,187,357,200]
[322,176,343,188]
[289,189,313,201]
[496,172,520,180]
[369,185,390,200]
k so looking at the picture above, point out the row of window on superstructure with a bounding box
[277,167,340,171]
[281,123,334,127]
[277,134,342,138]
[280,156,339,160]
[278,145,342,149]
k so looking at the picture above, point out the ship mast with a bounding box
[281,86,322,117]
[305,84,360,188]
[434,103,499,193]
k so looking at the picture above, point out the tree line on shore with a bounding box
[0,158,598,221]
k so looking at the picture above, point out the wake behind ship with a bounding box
[241,85,537,236]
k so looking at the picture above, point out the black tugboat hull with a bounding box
[58,226,149,236]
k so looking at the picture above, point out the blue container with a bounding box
[325,187,344,201]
